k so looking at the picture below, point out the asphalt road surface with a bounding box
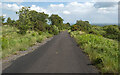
[3,31,98,73]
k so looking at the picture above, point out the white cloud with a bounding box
[3,14,6,17]
[3,3,24,11]
[65,2,95,15]
[50,4,64,8]
[49,2,117,23]
[30,5,47,13]
[63,11,71,14]
[2,1,118,24]
[92,0,120,2]
[97,5,118,14]
[30,5,51,15]
[0,2,2,8]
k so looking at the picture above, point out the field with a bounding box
[1,25,53,58]
[70,31,118,73]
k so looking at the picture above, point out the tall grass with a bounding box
[2,25,53,58]
[70,31,118,73]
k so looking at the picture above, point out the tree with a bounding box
[7,17,12,25]
[16,7,32,34]
[49,14,63,30]
[0,16,5,24]
[75,20,91,32]
[63,22,70,29]
[71,24,81,31]
[16,7,50,34]
[32,11,49,31]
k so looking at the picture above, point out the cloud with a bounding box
[3,14,7,17]
[3,3,24,11]
[92,0,120,2]
[94,2,117,8]
[97,5,118,14]
[2,1,118,24]
[0,2,2,8]
[30,5,48,13]
[3,3,49,14]
[50,4,64,8]
[63,11,71,14]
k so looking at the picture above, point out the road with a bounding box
[3,31,98,73]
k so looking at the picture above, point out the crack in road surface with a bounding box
[3,31,99,73]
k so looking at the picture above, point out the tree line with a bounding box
[1,7,70,35]
[70,20,119,41]
[0,6,119,41]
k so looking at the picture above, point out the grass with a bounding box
[2,25,53,58]
[70,31,118,73]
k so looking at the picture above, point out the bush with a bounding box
[38,31,42,35]
[36,36,43,43]
[2,37,9,49]
[2,25,53,58]
[106,26,119,35]
[70,20,92,33]
[48,25,59,35]
[31,32,37,36]
[18,25,29,35]
[71,32,118,73]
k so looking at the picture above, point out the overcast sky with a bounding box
[0,0,119,24]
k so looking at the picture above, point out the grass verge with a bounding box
[2,25,53,58]
[70,31,118,73]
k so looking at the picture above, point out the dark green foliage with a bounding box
[32,33,36,36]
[7,17,16,26]
[15,7,61,35]
[71,20,91,32]
[2,37,9,49]
[103,25,119,40]
[106,26,119,35]
[71,20,119,41]
[4,7,64,35]
[92,57,103,65]
[63,22,70,29]
[17,24,29,35]
[49,14,64,30]
[0,16,5,24]
[15,7,57,34]
[71,25,81,31]
[7,17,12,25]
[38,31,42,35]
[76,20,92,32]
[89,25,119,41]
[48,25,59,35]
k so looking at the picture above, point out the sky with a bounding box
[0,0,119,25]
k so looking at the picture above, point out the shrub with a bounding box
[70,31,118,73]
[38,31,42,35]
[48,25,59,35]
[2,25,53,58]
[36,36,43,43]
[2,37,9,49]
